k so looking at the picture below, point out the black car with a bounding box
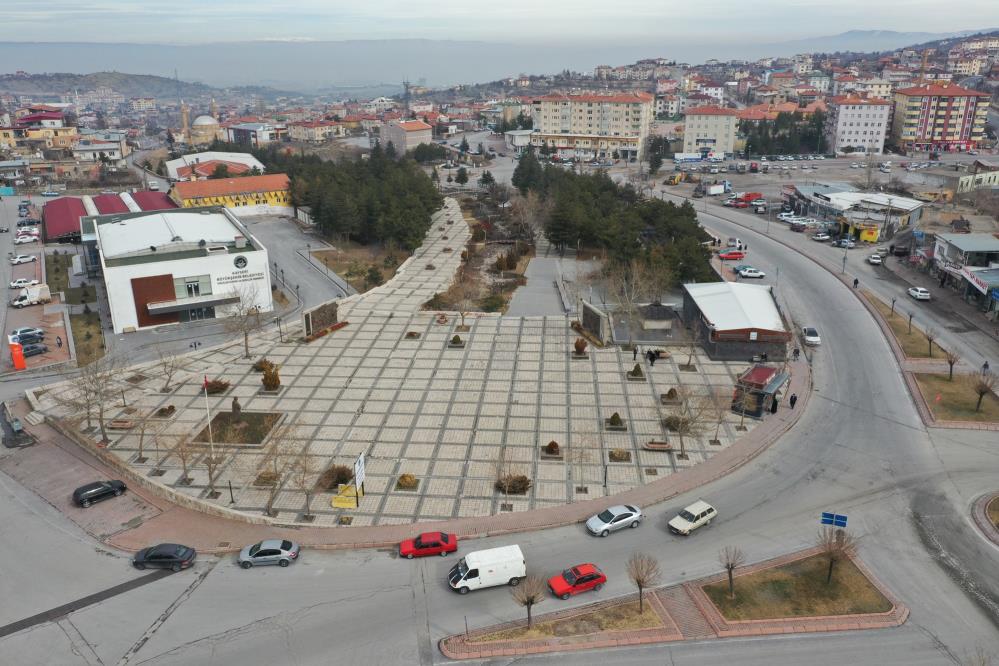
[0,227,7,233]
[22,343,48,357]
[13,332,43,345]
[133,544,197,571]
[73,480,127,507]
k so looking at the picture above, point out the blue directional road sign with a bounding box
[821,512,848,528]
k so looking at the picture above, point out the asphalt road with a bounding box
[2,190,999,664]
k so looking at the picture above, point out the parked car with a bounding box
[42,191,60,197]
[754,205,767,214]
[132,543,197,571]
[10,326,44,339]
[732,264,754,274]
[739,267,766,279]
[12,332,44,344]
[908,287,931,301]
[9,278,39,289]
[14,235,37,245]
[585,504,643,537]
[72,480,127,508]
[667,500,717,535]
[802,327,821,346]
[21,343,48,357]
[10,255,37,265]
[835,238,856,248]
[399,531,458,559]
[732,200,749,208]
[812,233,831,241]
[718,250,746,260]
[867,254,883,265]
[237,539,301,568]
[548,563,607,600]
[0,227,7,233]
[447,545,525,594]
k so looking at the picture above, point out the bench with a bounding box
[643,440,672,451]
[108,419,135,430]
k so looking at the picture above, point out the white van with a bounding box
[447,545,526,594]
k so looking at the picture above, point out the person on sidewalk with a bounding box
[984,361,991,375]
[789,393,798,409]
[633,346,639,361]
[853,278,859,289]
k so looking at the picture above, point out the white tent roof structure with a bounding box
[684,282,785,332]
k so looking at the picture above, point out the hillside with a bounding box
[0,71,214,98]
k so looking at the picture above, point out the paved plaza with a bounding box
[30,198,761,527]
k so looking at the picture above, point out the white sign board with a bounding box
[353,452,366,487]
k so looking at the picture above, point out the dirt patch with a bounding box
[273,288,290,306]
[702,554,892,620]
[988,496,999,528]
[312,242,411,292]
[70,314,105,365]
[867,294,942,359]
[193,411,281,446]
[913,372,999,423]
[473,600,662,642]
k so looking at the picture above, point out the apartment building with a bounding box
[682,106,739,156]
[382,119,433,154]
[286,120,345,143]
[890,82,990,152]
[854,78,893,99]
[130,97,156,112]
[529,92,654,160]
[824,94,892,154]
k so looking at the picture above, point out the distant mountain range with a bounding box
[0,70,296,100]
[768,28,998,55]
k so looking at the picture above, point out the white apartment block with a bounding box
[129,97,156,112]
[855,78,893,99]
[682,106,739,155]
[530,92,654,160]
[824,95,891,154]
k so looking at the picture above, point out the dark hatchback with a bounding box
[133,544,197,571]
[72,480,127,507]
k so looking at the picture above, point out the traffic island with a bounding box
[911,372,999,425]
[972,493,999,547]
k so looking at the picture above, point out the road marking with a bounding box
[0,569,172,639]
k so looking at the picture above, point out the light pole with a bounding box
[306,243,311,265]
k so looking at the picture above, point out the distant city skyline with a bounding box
[2,1,994,44]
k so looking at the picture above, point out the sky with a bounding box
[1,0,994,44]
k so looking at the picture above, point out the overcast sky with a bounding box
[1,0,994,43]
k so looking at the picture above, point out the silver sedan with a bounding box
[585,504,643,537]
[237,539,301,568]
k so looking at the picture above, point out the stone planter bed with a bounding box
[604,419,628,432]
[194,411,282,447]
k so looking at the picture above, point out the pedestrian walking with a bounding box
[789,393,798,409]
[56,336,62,349]
[792,347,800,361]
[633,346,638,361]
[853,278,859,288]
[984,361,991,374]
[650,353,656,367]
[770,398,779,414]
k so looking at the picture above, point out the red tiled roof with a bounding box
[533,92,654,104]
[42,196,87,239]
[172,174,290,200]
[829,95,891,106]
[895,83,988,97]
[686,106,740,117]
[92,194,129,215]
[177,160,252,179]
[396,120,432,132]
[18,111,63,123]
[131,191,179,212]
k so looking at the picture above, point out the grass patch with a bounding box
[312,242,411,292]
[69,314,104,365]
[703,554,892,621]
[44,253,73,292]
[474,600,662,642]
[193,411,281,445]
[988,496,999,529]
[867,295,939,358]
[913,373,999,423]
[273,288,290,306]
[64,286,96,305]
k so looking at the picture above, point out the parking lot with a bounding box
[0,195,72,372]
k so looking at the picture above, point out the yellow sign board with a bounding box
[331,484,363,509]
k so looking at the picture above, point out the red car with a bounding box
[732,200,749,208]
[718,250,745,260]
[548,563,607,600]
[399,531,458,559]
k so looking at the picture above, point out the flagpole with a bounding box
[204,375,215,459]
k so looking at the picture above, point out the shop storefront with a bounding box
[961,266,999,319]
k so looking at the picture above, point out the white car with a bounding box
[868,254,883,265]
[802,326,821,346]
[812,232,831,241]
[778,212,795,221]
[10,255,37,265]
[850,163,860,168]
[908,287,931,301]
[9,278,39,289]
[667,500,717,536]
[14,235,37,244]
[739,267,766,279]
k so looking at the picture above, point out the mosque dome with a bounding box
[192,115,219,127]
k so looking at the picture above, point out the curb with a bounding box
[971,492,999,548]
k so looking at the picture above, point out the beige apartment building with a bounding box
[529,92,654,160]
[824,94,892,154]
[287,120,345,143]
[382,119,433,154]
[890,82,989,152]
[682,106,739,156]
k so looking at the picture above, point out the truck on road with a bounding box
[10,283,51,308]
[706,184,726,196]
[447,545,526,594]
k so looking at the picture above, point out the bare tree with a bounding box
[626,552,662,612]
[172,436,194,485]
[607,258,673,349]
[155,345,185,392]
[78,353,125,443]
[451,268,481,329]
[945,349,961,381]
[708,388,730,445]
[925,327,937,358]
[510,190,550,243]
[815,527,859,585]
[972,373,997,412]
[719,546,746,600]
[289,448,319,520]
[684,325,704,370]
[666,393,712,459]
[511,576,546,629]
[259,422,299,516]
[134,416,163,464]
[223,282,263,359]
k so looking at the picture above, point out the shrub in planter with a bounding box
[544,440,560,456]
[253,358,274,373]
[261,365,281,391]
[316,464,353,491]
[574,338,588,355]
[628,363,645,378]
[608,412,624,427]
[495,474,532,494]
[609,449,631,462]
[204,379,230,395]
[396,473,419,490]
[155,405,176,418]
[663,415,691,432]
[451,334,463,345]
